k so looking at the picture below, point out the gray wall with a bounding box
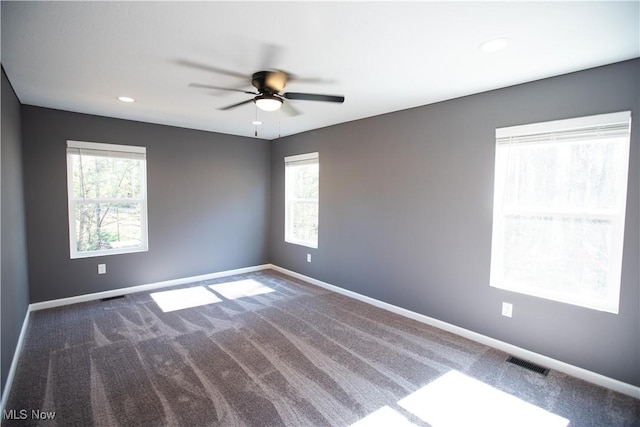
[22,106,270,303]
[269,59,640,387]
[5,59,639,394]
[1,67,30,395]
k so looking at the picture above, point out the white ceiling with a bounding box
[2,1,639,140]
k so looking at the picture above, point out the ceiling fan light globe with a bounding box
[255,96,283,112]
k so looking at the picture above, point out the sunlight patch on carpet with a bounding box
[397,370,570,427]
[151,286,222,312]
[350,405,417,427]
[209,279,275,300]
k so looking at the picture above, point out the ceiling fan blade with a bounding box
[283,92,345,103]
[287,75,336,85]
[219,98,254,111]
[189,83,257,95]
[259,43,282,70]
[281,101,302,117]
[176,60,249,79]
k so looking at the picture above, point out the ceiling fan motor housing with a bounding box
[252,70,288,93]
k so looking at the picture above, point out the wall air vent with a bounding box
[506,356,550,376]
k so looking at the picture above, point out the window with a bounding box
[490,112,631,313]
[66,140,148,258]
[285,152,319,248]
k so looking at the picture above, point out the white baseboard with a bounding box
[268,264,640,399]
[29,264,272,312]
[2,264,275,412]
[8,263,638,401]
[1,264,273,411]
[0,308,31,415]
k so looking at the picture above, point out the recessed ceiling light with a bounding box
[117,96,135,103]
[479,38,508,53]
[251,120,263,125]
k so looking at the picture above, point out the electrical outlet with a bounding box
[306,254,311,263]
[502,302,513,318]
[98,264,106,275]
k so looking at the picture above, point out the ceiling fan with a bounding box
[181,61,344,116]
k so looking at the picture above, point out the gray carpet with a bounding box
[2,270,639,426]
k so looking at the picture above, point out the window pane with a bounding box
[71,154,143,199]
[501,137,625,210]
[292,163,319,199]
[74,202,143,252]
[291,201,318,244]
[499,215,612,299]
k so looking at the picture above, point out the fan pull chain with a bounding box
[255,105,259,137]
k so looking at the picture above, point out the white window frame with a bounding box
[284,152,319,249]
[490,111,631,313]
[66,140,148,259]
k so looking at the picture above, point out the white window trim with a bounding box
[67,139,146,154]
[284,152,319,249]
[284,152,319,163]
[66,140,149,259]
[496,111,631,139]
[490,112,631,314]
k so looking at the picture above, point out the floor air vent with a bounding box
[506,356,550,376]
[100,295,126,302]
